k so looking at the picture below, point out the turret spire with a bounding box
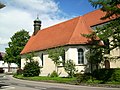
[33,16,41,35]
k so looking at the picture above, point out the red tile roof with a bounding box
[83,9,115,27]
[20,9,115,54]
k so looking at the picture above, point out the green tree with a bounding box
[96,19,120,51]
[89,0,120,19]
[64,60,77,78]
[47,47,64,73]
[4,29,30,68]
[25,51,35,63]
[4,49,15,72]
[89,0,120,60]
[82,32,104,73]
[86,47,103,71]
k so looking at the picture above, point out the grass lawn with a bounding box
[13,74,120,88]
[14,75,76,84]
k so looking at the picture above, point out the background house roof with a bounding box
[0,52,5,57]
[21,9,114,54]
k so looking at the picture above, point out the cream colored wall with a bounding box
[21,55,27,69]
[21,45,120,77]
[61,46,89,74]
[104,37,120,68]
[109,47,120,68]
[21,45,89,76]
[21,52,56,76]
[40,54,56,76]
[110,61,120,68]
[21,52,42,69]
[65,46,88,64]
[110,47,120,57]
[21,58,26,69]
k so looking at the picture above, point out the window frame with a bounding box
[78,48,84,64]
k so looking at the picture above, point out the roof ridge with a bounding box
[68,16,82,44]
[83,9,100,17]
[81,16,93,32]
[40,16,81,31]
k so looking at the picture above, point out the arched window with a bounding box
[78,48,84,64]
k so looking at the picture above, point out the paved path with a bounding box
[0,74,120,90]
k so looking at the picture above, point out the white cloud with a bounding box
[15,0,59,13]
[0,0,72,52]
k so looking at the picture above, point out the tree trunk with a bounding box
[8,63,11,72]
[90,60,93,81]
[55,65,58,74]
[96,63,99,70]
[90,62,93,73]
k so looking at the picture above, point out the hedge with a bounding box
[92,68,120,82]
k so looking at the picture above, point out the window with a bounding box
[78,48,84,64]
[41,53,43,66]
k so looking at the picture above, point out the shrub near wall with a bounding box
[23,61,40,77]
[110,69,120,82]
[92,68,120,82]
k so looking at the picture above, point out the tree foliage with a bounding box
[89,0,120,60]
[96,18,120,50]
[4,29,30,67]
[47,47,65,73]
[25,51,35,63]
[50,70,59,77]
[86,47,103,70]
[82,32,104,72]
[64,60,77,78]
[89,0,120,19]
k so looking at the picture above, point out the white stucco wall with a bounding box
[40,54,56,76]
[21,45,90,76]
[109,47,120,68]
[65,46,89,73]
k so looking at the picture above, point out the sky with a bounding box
[0,0,96,52]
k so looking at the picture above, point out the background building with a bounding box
[0,52,18,73]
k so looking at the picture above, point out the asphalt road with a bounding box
[0,74,120,90]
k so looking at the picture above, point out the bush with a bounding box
[92,68,114,81]
[23,61,40,77]
[64,60,77,78]
[16,68,23,75]
[110,69,120,82]
[75,73,92,83]
[92,68,120,82]
[50,71,59,77]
